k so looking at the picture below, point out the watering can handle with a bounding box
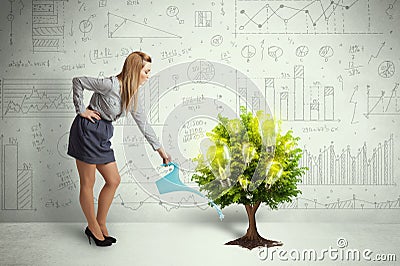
[161,162,178,168]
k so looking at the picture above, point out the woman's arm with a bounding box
[72,76,113,115]
[157,147,171,165]
[130,90,171,163]
[129,91,162,151]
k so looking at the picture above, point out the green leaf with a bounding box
[191,107,307,211]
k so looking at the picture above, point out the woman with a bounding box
[67,51,170,246]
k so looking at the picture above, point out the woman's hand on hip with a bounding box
[79,108,101,123]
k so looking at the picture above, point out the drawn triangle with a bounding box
[108,12,181,38]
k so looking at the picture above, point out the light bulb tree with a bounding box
[192,108,306,249]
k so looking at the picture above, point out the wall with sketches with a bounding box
[0,0,399,222]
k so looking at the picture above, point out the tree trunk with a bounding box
[225,202,283,250]
[244,202,261,240]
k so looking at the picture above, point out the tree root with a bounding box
[225,235,283,250]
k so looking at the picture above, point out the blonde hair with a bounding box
[116,51,151,113]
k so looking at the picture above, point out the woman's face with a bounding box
[139,61,151,85]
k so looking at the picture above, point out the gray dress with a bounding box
[67,76,161,164]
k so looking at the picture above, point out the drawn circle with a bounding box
[166,6,179,17]
[187,59,215,83]
[122,60,275,208]
[241,45,256,59]
[211,35,223,46]
[7,14,14,21]
[57,132,72,160]
[378,61,395,78]
[268,46,283,61]
[79,20,93,34]
[336,237,348,248]
[319,46,334,61]
[296,45,309,57]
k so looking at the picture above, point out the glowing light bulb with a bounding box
[256,111,276,151]
[242,142,256,167]
[265,161,284,189]
[199,138,232,188]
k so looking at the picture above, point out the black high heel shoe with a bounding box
[103,234,117,243]
[85,227,112,247]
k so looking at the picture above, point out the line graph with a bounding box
[235,0,383,35]
[368,42,385,64]
[100,193,210,213]
[365,83,400,117]
[91,161,211,213]
[1,78,74,119]
[277,194,400,209]
[300,135,395,186]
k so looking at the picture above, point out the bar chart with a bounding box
[300,134,395,185]
[265,65,336,121]
[1,136,34,210]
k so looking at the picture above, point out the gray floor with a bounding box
[0,222,399,266]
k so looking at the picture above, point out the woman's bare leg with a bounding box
[95,162,121,236]
[76,159,104,240]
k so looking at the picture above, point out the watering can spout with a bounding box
[156,162,224,220]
